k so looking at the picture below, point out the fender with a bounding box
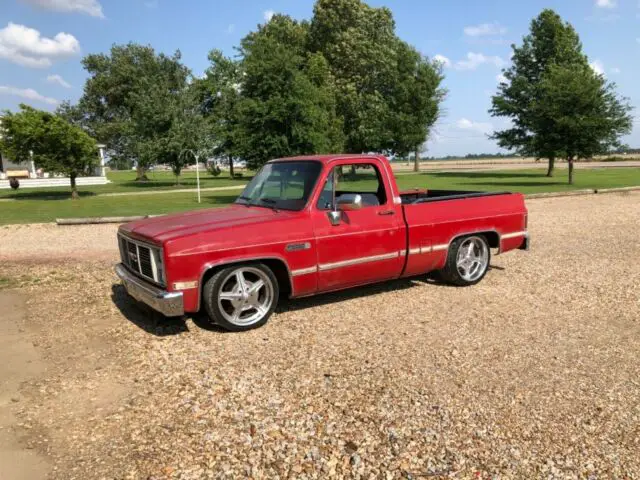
[196,254,294,311]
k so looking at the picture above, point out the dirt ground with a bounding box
[0,192,638,479]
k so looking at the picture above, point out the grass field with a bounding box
[1,168,639,225]
[0,169,250,199]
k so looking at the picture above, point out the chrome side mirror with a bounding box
[337,194,362,211]
[327,194,362,226]
[327,210,341,226]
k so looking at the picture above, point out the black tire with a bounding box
[202,263,279,332]
[439,235,491,287]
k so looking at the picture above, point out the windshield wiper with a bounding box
[253,198,279,211]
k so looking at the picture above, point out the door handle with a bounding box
[378,209,395,216]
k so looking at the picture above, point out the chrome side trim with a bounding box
[318,251,400,272]
[431,244,449,252]
[501,230,527,240]
[291,266,318,277]
[408,247,421,255]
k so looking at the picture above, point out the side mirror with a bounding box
[336,194,362,211]
[327,194,362,226]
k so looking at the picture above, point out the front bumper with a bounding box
[115,263,184,317]
[519,232,530,251]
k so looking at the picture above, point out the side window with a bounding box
[316,163,387,209]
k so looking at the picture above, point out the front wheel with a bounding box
[202,263,279,331]
[439,235,491,286]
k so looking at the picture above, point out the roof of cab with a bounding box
[269,154,387,164]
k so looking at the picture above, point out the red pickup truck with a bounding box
[116,155,528,331]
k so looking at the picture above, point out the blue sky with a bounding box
[1,0,639,156]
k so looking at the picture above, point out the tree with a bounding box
[0,105,98,198]
[388,40,445,171]
[163,84,213,183]
[490,9,590,176]
[309,0,397,153]
[235,15,344,169]
[195,49,243,178]
[77,43,190,181]
[308,0,444,157]
[532,64,632,184]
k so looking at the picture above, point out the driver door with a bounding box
[311,160,405,292]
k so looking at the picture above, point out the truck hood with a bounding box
[119,205,295,244]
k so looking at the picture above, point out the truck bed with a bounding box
[400,189,510,204]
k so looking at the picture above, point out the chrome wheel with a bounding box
[456,236,489,282]
[217,267,275,327]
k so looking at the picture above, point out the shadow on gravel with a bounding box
[276,275,433,314]
[112,267,504,335]
[111,284,189,336]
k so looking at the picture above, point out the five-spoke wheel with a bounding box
[203,263,279,331]
[440,235,491,286]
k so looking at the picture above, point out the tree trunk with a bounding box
[70,172,78,199]
[568,156,574,185]
[414,148,420,172]
[229,155,234,178]
[546,156,555,177]
[135,165,149,182]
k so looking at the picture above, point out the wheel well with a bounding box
[451,231,500,249]
[199,258,292,310]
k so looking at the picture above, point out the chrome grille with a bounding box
[118,234,165,286]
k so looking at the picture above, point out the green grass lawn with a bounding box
[0,169,251,199]
[1,168,638,225]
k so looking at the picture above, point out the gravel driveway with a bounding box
[0,192,638,479]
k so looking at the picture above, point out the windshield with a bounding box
[235,161,323,211]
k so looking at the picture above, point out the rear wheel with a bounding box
[202,263,279,331]
[439,235,490,286]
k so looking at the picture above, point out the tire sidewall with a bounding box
[203,263,279,331]
[446,235,491,286]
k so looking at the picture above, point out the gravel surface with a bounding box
[0,192,638,479]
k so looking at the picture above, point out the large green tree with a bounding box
[490,9,591,176]
[162,83,213,183]
[77,43,190,181]
[194,49,243,177]
[235,15,344,168]
[531,64,632,184]
[308,0,444,157]
[389,40,445,171]
[0,105,98,198]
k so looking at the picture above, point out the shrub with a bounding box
[207,164,222,177]
[9,178,19,190]
[233,173,243,178]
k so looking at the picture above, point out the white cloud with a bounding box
[496,73,508,83]
[0,85,59,105]
[464,22,507,37]
[433,54,451,68]
[595,0,616,8]
[46,73,71,88]
[454,52,505,71]
[227,24,235,34]
[456,118,493,134]
[590,59,605,76]
[21,0,104,18]
[0,23,80,69]
[264,10,275,21]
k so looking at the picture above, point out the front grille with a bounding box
[118,234,165,286]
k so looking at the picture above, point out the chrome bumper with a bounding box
[115,263,184,317]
